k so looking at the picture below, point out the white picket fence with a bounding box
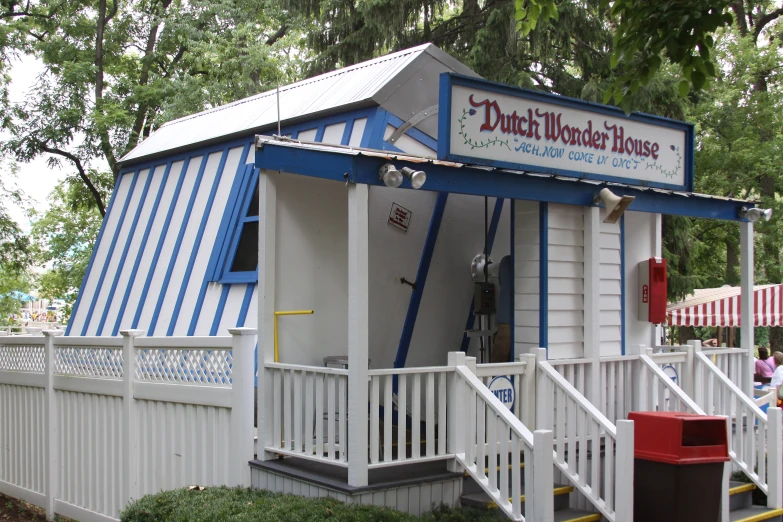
[0,329,256,522]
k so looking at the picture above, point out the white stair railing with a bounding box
[448,352,552,522]
[694,349,783,509]
[640,349,704,414]
[536,349,634,522]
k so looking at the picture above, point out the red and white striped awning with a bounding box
[667,284,783,327]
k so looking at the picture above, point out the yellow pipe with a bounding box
[273,310,314,362]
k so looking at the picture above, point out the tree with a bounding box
[29,171,114,313]
[1,0,307,215]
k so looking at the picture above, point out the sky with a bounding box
[5,55,68,231]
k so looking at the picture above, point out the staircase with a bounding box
[729,482,783,522]
[460,459,600,521]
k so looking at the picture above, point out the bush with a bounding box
[121,487,499,522]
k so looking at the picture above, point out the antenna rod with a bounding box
[276,83,281,136]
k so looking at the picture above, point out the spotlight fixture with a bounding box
[401,167,426,189]
[593,188,635,224]
[379,163,403,188]
[739,206,773,223]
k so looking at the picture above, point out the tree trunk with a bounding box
[678,326,697,345]
[770,327,783,353]
[726,238,739,285]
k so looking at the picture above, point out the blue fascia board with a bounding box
[539,202,548,353]
[437,73,696,193]
[254,142,752,222]
[394,192,449,372]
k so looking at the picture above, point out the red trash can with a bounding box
[628,412,729,522]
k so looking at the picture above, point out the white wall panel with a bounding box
[322,123,346,145]
[297,128,317,141]
[117,160,185,332]
[56,391,123,518]
[172,147,244,335]
[600,212,623,356]
[349,118,367,147]
[137,158,203,333]
[244,285,259,329]
[0,384,44,495]
[215,285,247,336]
[194,283,223,335]
[136,400,231,496]
[155,152,223,335]
[624,211,656,352]
[514,200,540,354]
[102,166,167,334]
[548,203,584,360]
[69,174,134,334]
[86,169,151,335]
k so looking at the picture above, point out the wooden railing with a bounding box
[537,349,634,522]
[450,352,549,522]
[639,350,703,414]
[474,355,536,428]
[694,349,783,509]
[263,362,349,465]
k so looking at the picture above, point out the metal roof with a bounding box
[122,44,476,163]
[254,135,752,206]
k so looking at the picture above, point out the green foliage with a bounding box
[29,172,114,310]
[120,487,498,522]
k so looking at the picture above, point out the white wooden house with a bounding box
[0,44,781,522]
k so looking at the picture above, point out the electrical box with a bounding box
[639,258,667,324]
[473,282,496,315]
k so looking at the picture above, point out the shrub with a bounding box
[121,487,499,522]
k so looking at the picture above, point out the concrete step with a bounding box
[460,484,573,512]
[553,511,602,522]
[730,506,783,522]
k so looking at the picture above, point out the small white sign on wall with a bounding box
[388,203,412,232]
[489,375,515,410]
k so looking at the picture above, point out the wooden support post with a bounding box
[120,329,143,508]
[767,407,783,509]
[634,345,649,412]
[229,328,257,486]
[256,170,277,461]
[447,351,467,472]
[681,343,695,399]
[583,206,601,406]
[532,429,554,522]
[615,419,635,521]
[43,330,62,521]
[740,221,754,399]
[535,348,550,429]
[519,353,537,429]
[347,182,369,487]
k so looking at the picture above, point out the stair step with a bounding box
[553,510,602,522]
[460,484,573,510]
[731,483,757,496]
[730,507,783,522]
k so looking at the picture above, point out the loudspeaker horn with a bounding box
[595,188,635,224]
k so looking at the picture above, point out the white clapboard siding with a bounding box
[600,215,622,355]
[514,201,540,353]
[548,204,584,359]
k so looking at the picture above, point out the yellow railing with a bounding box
[274,310,314,362]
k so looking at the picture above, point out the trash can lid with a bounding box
[628,411,730,465]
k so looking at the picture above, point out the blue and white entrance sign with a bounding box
[489,375,515,410]
[438,74,694,192]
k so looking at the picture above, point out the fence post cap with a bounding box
[536,347,547,362]
[42,330,64,337]
[447,351,466,365]
[120,329,145,338]
[228,328,258,336]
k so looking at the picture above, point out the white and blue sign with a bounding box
[489,375,515,410]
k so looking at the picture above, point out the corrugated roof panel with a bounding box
[122,45,432,163]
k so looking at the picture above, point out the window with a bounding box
[213,166,259,283]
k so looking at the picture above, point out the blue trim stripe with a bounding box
[236,284,255,327]
[95,168,155,335]
[394,192,449,369]
[190,147,251,335]
[314,126,325,143]
[460,198,505,352]
[340,119,355,146]
[80,171,141,335]
[210,285,232,336]
[209,164,254,282]
[112,163,174,335]
[167,147,233,335]
[620,215,626,355]
[66,173,124,335]
[385,113,438,151]
[539,202,549,354]
[132,159,191,329]
[148,155,210,335]
[360,108,381,148]
[510,199,515,360]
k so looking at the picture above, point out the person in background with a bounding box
[755,346,776,384]
[770,352,783,406]
[491,255,512,363]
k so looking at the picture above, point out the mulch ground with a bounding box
[0,494,47,522]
